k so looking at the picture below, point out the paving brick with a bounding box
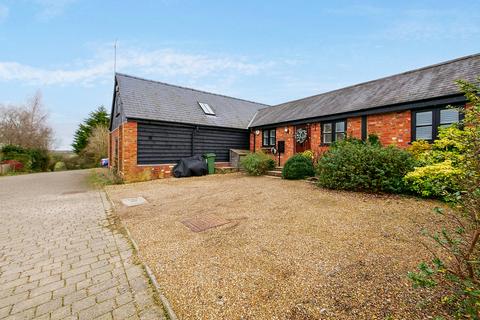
[0,171,164,320]
[35,297,62,316]
[113,302,137,319]
[72,295,96,313]
[30,279,65,298]
[63,265,91,280]
[0,276,28,291]
[96,287,119,303]
[10,292,51,314]
[51,305,72,320]
[13,280,39,294]
[39,273,62,286]
[64,289,87,306]
[0,305,11,318]
[78,298,116,320]
[0,291,29,309]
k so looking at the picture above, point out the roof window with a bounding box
[198,102,215,115]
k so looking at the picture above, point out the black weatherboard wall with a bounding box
[136,121,249,165]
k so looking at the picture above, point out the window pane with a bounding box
[440,109,459,124]
[323,123,332,133]
[336,132,345,141]
[263,130,269,145]
[416,111,432,126]
[270,136,275,146]
[335,121,345,133]
[416,126,432,140]
[270,129,276,138]
[323,133,332,144]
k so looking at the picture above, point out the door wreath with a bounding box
[295,128,308,143]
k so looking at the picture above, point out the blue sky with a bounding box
[0,0,479,149]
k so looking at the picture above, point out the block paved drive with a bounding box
[0,170,165,319]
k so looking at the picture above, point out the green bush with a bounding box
[405,124,465,198]
[282,154,314,179]
[53,161,67,171]
[316,138,415,193]
[407,79,480,319]
[28,149,50,172]
[241,151,275,176]
[1,145,50,172]
[404,160,462,199]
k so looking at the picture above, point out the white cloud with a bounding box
[0,45,276,86]
[34,0,76,20]
[0,4,9,23]
[383,9,480,40]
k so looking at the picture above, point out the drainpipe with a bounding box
[192,126,199,156]
[252,129,256,152]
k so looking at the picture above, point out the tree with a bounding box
[0,91,53,150]
[72,106,109,154]
[82,126,109,165]
[408,78,480,318]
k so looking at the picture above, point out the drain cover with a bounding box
[181,215,229,232]
[121,197,147,207]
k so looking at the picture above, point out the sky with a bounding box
[0,0,479,150]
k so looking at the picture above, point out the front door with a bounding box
[295,125,310,153]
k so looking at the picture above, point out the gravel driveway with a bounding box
[0,170,164,319]
[107,173,452,320]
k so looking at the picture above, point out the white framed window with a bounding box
[198,102,215,115]
[322,120,346,144]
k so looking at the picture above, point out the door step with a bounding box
[266,170,282,177]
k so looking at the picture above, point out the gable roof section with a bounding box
[115,73,269,130]
[250,53,480,127]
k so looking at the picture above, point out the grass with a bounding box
[87,168,123,188]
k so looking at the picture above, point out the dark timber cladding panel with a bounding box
[137,122,249,164]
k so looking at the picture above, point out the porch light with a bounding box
[255,130,260,135]
[284,126,289,133]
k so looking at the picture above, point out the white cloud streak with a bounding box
[34,0,77,20]
[0,45,275,86]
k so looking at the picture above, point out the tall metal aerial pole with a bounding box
[114,39,117,74]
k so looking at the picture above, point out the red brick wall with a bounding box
[367,110,411,147]
[347,117,362,139]
[249,110,413,165]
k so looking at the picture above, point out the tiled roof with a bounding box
[250,53,480,127]
[116,73,268,129]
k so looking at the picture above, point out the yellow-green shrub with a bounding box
[404,160,462,198]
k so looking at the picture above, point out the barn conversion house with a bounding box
[109,73,268,181]
[248,53,480,165]
[109,53,480,181]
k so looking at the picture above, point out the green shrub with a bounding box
[28,149,50,172]
[282,154,314,179]
[53,161,66,171]
[316,139,415,193]
[1,145,50,172]
[407,79,480,319]
[241,151,275,176]
[405,124,465,198]
[404,160,462,199]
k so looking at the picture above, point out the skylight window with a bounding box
[198,102,215,115]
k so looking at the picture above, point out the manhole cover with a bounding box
[181,215,230,232]
[62,190,87,195]
[121,197,147,207]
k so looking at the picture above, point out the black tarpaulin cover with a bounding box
[172,155,208,178]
